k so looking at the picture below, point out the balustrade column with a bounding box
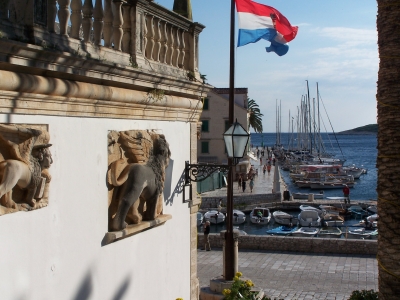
[148,15,155,60]
[112,0,124,51]
[169,26,174,65]
[160,21,168,63]
[175,28,181,67]
[143,13,148,57]
[93,0,104,45]
[103,0,113,47]
[82,0,93,42]
[58,0,71,35]
[70,0,82,38]
[121,4,131,53]
[154,19,161,62]
[179,30,186,68]
[47,0,57,33]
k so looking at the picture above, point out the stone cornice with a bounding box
[0,70,203,122]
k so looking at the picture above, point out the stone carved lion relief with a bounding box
[107,130,171,232]
[0,124,52,216]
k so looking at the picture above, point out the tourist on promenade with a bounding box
[203,221,211,251]
[249,177,254,193]
[267,164,271,174]
[217,199,222,211]
[260,157,262,165]
[263,164,267,175]
[238,175,242,190]
[242,179,246,192]
[343,185,350,204]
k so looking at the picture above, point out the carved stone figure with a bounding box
[0,124,52,214]
[107,130,171,231]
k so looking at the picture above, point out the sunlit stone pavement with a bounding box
[198,249,377,300]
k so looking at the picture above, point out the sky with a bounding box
[155,0,378,133]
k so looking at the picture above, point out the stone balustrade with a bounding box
[200,193,282,210]
[198,233,378,255]
[0,0,204,78]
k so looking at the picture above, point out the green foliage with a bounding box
[247,98,263,133]
[146,89,165,102]
[348,290,378,300]
[223,272,270,300]
[187,71,196,81]
[129,56,139,68]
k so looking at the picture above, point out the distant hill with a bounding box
[337,124,378,134]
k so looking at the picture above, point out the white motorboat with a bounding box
[232,209,246,225]
[204,210,225,224]
[298,210,321,227]
[250,207,271,225]
[292,192,324,200]
[292,227,320,237]
[273,210,297,226]
[299,205,324,217]
[197,212,204,226]
[309,181,354,189]
[318,227,342,238]
[322,213,344,227]
[370,229,378,240]
[346,228,373,239]
[319,205,348,216]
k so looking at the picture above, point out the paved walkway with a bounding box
[198,249,378,300]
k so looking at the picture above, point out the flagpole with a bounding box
[224,0,236,281]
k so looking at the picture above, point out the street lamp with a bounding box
[223,120,250,165]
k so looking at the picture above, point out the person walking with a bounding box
[238,175,242,190]
[343,185,350,204]
[267,164,271,174]
[203,221,211,251]
[242,179,246,192]
[249,177,254,193]
[263,164,267,175]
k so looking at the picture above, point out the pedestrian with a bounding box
[260,157,262,165]
[343,185,350,204]
[218,199,222,211]
[263,164,267,175]
[242,179,246,192]
[238,175,242,190]
[203,221,211,251]
[267,164,271,174]
[249,177,254,193]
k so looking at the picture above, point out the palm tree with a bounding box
[377,1,400,298]
[247,98,263,133]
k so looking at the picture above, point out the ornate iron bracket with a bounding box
[184,161,230,185]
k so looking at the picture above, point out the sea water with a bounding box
[251,132,378,201]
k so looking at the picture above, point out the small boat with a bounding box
[250,207,271,224]
[292,227,320,237]
[266,226,297,236]
[346,228,373,239]
[234,226,248,236]
[298,210,321,227]
[322,213,344,227]
[310,181,354,189]
[369,229,378,240]
[348,206,368,217]
[273,210,298,226]
[367,205,377,214]
[204,210,225,224]
[299,205,324,217]
[292,192,324,200]
[319,205,348,216]
[318,227,342,238]
[232,209,246,225]
[197,212,204,226]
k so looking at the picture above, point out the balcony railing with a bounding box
[0,0,204,77]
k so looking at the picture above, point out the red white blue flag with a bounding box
[236,0,298,56]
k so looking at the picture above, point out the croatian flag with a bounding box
[236,0,298,56]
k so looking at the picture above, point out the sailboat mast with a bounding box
[306,80,312,154]
[317,82,321,157]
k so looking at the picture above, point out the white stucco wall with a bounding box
[0,114,192,300]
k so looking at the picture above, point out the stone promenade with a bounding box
[198,249,378,300]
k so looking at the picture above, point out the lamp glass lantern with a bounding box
[223,120,250,160]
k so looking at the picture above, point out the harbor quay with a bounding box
[197,157,379,299]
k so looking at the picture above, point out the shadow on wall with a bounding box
[164,159,188,206]
[72,270,131,300]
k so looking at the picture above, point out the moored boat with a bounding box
[293,192,324,200]
[309,181,354,189]
[298,210,321,227]
[322,213,344,227]
[318,227,342,238]
[204,210,225,224]
[250,207,271,225]
[266,226,297,236]
[348,205,368,217]
[273,210,297,226]
[367,205,377,214]
[299,205,324,217]
[232,209,246,225]
[346,228,373,239]
[292,227,320,237]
